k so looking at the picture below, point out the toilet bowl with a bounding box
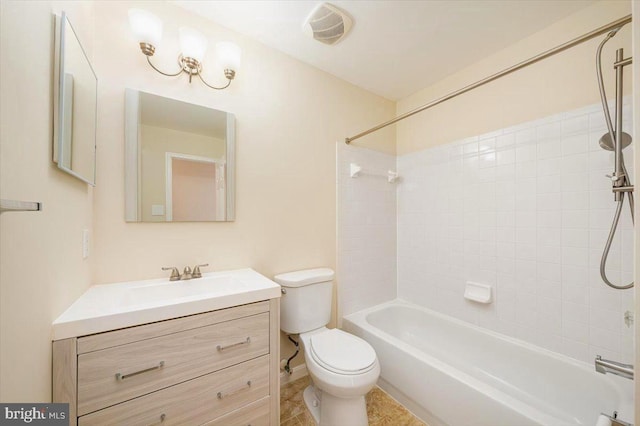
[275,268,380,426]
[301,328,379,397]
[300,327,380,425]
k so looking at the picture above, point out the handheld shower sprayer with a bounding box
[595,26,634,290]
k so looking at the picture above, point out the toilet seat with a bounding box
[309,329,376,375]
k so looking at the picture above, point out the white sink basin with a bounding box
[121,275,249,308]
[52,268,281,340]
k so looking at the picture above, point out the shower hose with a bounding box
[596,29,634,290]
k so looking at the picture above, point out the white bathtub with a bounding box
[343,300,634,426]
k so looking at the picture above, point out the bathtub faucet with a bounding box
[599,411,633,426]
[595,355,634,380]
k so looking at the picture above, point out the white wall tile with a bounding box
[563,320,588,343]
[536,122,562,141]
[394,101,633,363]
[562,228,589,248]
[515,128,536,145]
[562,192,589,210]
[516,145,537,163]
[537,227,561,246]
[537,245,561,264]
[561,134,589,156]
[562,114,589,136]
[537,175,561,194]
[496,133,516,149]
[338,144,397,316]
[497,149,515,165]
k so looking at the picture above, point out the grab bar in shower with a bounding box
[0,199,43,213]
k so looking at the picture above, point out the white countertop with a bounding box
[52,268,281,340]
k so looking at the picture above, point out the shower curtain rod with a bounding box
[345,14,632,145]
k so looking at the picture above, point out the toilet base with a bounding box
[303,383,369,426]
[303,385,321,425]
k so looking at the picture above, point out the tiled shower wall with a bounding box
[337,143,397,317]
[397,100,634,364]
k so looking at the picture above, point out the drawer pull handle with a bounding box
[216,380,252,399]
[216,337,250,351]
[147,413,166,425]
[115,361,165,380]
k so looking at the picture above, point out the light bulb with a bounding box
[179,27,208,63]
[128,9,163,47]
[216,42,242,72]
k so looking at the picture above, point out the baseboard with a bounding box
[280,363,308,386]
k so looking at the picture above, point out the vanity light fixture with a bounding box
[128,9,241,90]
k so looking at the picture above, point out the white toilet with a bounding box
[275,268,380,426]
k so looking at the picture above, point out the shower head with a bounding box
[599,131,632,151]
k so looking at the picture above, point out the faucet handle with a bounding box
[162,267,180,281]
[193,264,209,279]
[181,266,193,281]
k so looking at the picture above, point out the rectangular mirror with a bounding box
[53,11,98,186]
[124,89,235,222]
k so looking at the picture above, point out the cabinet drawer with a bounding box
[203,396,270,426]
[77,301,269,354]
[78,313,269,415]
[79,355,270,426]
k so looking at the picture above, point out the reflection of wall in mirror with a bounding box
[63,19,96,181]
[140,125,225,222]
[61,74,74,168]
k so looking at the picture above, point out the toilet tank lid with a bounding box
[274,268,335,287]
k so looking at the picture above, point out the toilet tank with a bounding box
[274,268,335,334]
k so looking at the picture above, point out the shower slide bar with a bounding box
[344,14,632,145]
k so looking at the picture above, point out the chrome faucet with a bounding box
[599,412,633,426]
[595,355,634,380]
[162,264,209,281]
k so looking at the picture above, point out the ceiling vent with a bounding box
[303,3,353,46]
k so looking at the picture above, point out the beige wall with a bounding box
[92,0,394,282]
[0,1,94,402]
[0,0,394,401]
[91,2,395,371]
[140,125,224,222]
[396,0,631,155]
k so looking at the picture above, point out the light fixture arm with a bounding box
[141,49,235,89]
[129,11,241,92]
[145,56,183,77]
[197,70,234,90]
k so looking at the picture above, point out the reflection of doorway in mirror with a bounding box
[165,153,226,221]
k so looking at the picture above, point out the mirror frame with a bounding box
[53,11,98,186]
[124,89,236,222]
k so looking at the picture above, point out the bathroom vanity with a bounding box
[52,269,281,426]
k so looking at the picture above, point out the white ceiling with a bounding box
[173,1,595,100]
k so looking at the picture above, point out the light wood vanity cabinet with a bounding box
[53,300,280,426]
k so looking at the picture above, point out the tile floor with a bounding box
[280,376,426,426]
